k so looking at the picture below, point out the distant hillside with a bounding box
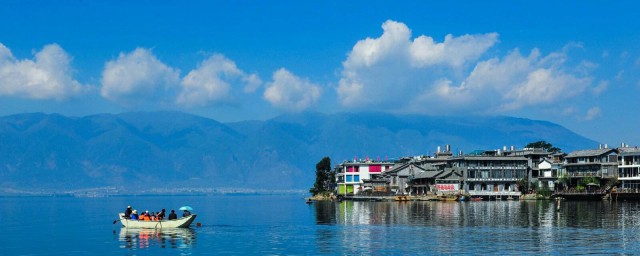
[0,111,597,192]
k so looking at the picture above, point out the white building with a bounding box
[335,160,394,196]
[618,146,640,191]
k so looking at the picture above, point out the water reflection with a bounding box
[313,200,640,228]
[118,228,196,249]
[312,200,640,254]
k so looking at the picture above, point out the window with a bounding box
[346,175,353,182]
[354,175,360,182]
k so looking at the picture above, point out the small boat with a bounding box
[118,213,197,228]
[394,195,410,201]
[470,197,483,201]
[438,194,460,201]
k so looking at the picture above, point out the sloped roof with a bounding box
[618,147,640,155]
[454,156,528,161]
[413,170,444,179]
[537,158,552,165]
[384,162,411,174]
[566,148,616,158]
[436,169,463,180]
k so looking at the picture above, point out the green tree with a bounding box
[517,177,530,193]
[525,140,561,153]
[310,157,333,196]
[580,176,599,186]
[557,174,570,189]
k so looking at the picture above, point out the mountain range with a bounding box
[0,111,597,193]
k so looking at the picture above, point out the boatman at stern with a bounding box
[124,205,133,219]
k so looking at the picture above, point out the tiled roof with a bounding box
[455,156,528,161]
[566,148,616,158]
[618,147,640,155]
[413,170,443,179]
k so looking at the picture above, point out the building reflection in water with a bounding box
[118,228,196,249]
[312,200,640,254]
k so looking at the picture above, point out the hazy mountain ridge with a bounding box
[0,111,597,193]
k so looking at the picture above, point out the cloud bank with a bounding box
[101,50,263,109]
[177,54,261,107]
[337,20,594,115]
[0,22,600,120]
[263,68,321,111]
[101,48,180,106]
[0,43,83,100]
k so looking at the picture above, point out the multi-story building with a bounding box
[335,159,395,196]
[564,147,618,183]
[617,146,640,191]
[332,144,627,198]
[450,150,528,198]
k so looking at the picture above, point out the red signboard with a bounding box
[436,184,457,191]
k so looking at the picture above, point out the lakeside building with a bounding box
[563,146,618,188]
[451,151,527,198]
[617,145,640,191]
[333,143,633,198]
[335,159,394,196]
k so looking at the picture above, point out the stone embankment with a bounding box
[310,193,337,201]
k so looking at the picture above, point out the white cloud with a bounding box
[177,54,261,107]
[338,20,499,110]
[337,20,593,114]
[615,70,624,81]
[263,68,321,111]
[430,49,591,111]
[101,48,180,105]
[561,107,577,116]
[0,43,83,100]
[410,33,498,68]
[585,106,601,121]
[243,73,262,93]
[592,80,608,95]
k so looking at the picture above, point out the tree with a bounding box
[310,157,333,196]
[517,177,530,193]
[557,174,570,190]
[525,140,561,153]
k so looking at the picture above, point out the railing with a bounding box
[614,188,640,193]
[468,191,522,196]
[466,178,520,181]
[565,171,602,177]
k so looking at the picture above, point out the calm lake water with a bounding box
[2,194,640,255]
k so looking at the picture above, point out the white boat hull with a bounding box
[118,213,197,228]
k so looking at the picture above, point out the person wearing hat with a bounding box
[124,205,133,219]
[131,210,139,220]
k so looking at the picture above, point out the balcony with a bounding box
[468,191,522,196]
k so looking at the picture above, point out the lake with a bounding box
[2,195,640,255]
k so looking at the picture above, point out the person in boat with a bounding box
[150,212,157,221]
[168,210,177,220]
[157,209,166,220]
[141,211,151,221]
[131,210,139,220]
[124,205,133,219]
[182,209,191,217]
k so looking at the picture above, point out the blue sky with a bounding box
[1,1,639,145]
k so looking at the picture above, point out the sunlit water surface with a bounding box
[2,195,640,255]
